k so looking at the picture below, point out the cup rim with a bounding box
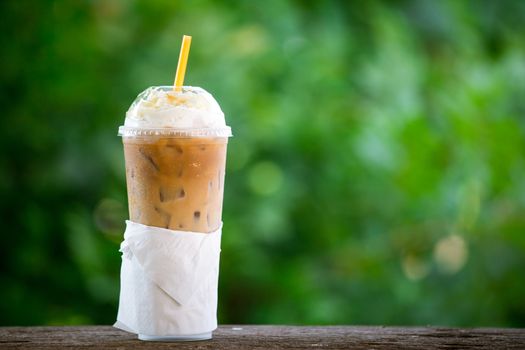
[118,126,233,138]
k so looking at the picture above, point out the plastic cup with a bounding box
[120,132,229,233]
[119,86,231,233]
[118,86,231,341]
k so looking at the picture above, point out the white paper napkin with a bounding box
[114,220,222,337]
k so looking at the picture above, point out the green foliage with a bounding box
[1,0,524,327]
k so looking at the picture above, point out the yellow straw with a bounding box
[173,35,192,91]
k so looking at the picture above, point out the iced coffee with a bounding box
[119,86,231,233]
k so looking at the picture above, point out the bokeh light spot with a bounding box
[402,255,430,281]
[248,161,283,196]
[433,235,469,274]
[230,25,269,57]
[93,198,126,237]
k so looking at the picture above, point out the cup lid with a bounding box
[118,126,232,138]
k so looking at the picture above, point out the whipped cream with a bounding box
[124,86,226,129]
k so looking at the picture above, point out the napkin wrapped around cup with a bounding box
[114,220,222,337]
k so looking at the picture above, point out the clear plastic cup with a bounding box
[118,87,231,341]
[118,86,232,233]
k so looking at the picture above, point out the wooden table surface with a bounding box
[1,325,524,349]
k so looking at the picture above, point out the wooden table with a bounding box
[1,325,524,349]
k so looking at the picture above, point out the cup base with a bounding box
[138,331,212,342]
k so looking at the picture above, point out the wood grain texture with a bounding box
[0,325,524,349]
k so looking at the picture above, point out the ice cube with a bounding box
[139,148,159,171]
[154,206,171,229]
[159,187,186,202]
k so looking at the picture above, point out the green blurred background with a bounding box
[1,0,525,327]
